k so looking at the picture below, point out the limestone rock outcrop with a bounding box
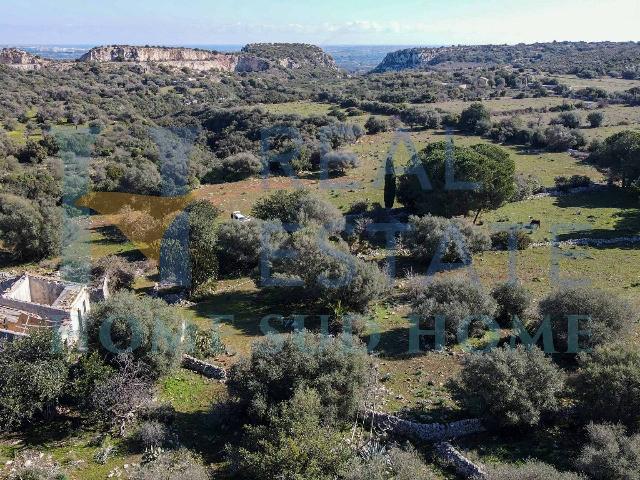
[0,48,50,70]
[372,46,463,72]
[78,45,270,73]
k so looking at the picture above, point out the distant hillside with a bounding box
[241,43,339,72]
[372,41,640,78]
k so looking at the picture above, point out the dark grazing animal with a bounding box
[530,219,541,229]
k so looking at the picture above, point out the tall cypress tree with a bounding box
[383,155,396,209]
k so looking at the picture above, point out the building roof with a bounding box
[0,306,59,337]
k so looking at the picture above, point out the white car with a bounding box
[231,211,251,222]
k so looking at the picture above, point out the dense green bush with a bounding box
[459,103,491,133]
[490,230,532,250]
[403,214,491,262]
[0,330,70,432]
[252,189,345,233]
[400,107,440,129]
[554,175,591,192]
[452,346,565,428]
[364,116,389,134]
[273,227,390,311]
[491,281,532,326]
[587,111,605,128]
[487,461,585,480]
[216,219,286,275]
[227,388,352,480]
[0,193,61,261]
[574,346,640,428]
[409,276,497,340]
[209,151,263,182]
[551,111,582,128]
[537,286,634,352]
[576,422,640,480]
[86,292,184,377]
[323,149,360,175]
[227,331,372,424]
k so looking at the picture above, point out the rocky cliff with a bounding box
[372,46,463,73]
[241,43,339,72]
[78,45,270,73]
[0,48,51,71]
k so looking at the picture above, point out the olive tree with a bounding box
[451,346,565,428]
[227,331,373,424]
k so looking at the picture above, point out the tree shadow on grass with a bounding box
[553,188,640,242]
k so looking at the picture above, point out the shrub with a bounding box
[574,346,640,428]
[66,351,115,409]
[400,107,440,129]
[252,189,345,233]
[273,228,390,311]
[136,421,169,450]
[409,276,497,340]
[491,281,532,326]
[227,331,373,424]
[216,219,286,275]
[554,175,591,192]
[459,103,491,133]
[544,125,578,151]
[0,193,61,261]
[487,460,585,480]
[364,116,389,134]
[184,324,225,359]
[322,150,360,175]
[129,449,210,480]
[490,230,532,250]
[537,286,634,352]
[576,422,640,480]
[227,388,353,480]
[551,112,581,129]
[0,330,70,432]
[86,292,184,377]
[404,215,491,262]
[587,111,605,128]
[512,173,544,201]
[452,346,565,428]
[209,152,263,182]
[343,444,438,480]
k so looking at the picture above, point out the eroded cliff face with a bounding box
[78,45,270,72]
[0,48,51,70]
[372,46,462,72]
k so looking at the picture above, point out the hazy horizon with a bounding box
[1,0,638,45]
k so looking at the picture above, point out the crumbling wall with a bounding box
[181,355,227,380]
[435,442,487,479]
[367,410,485,442]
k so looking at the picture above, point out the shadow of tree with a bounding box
[553,188,640,242]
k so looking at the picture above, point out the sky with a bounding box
[0,0,638,46]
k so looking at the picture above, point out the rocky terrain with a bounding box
[373,41,640,75]
[0,48,52,70]
[1,44,342,75]
[78,45,271,73]
[242,43,339,71]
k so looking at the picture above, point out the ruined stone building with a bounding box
[0,273,91,342]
